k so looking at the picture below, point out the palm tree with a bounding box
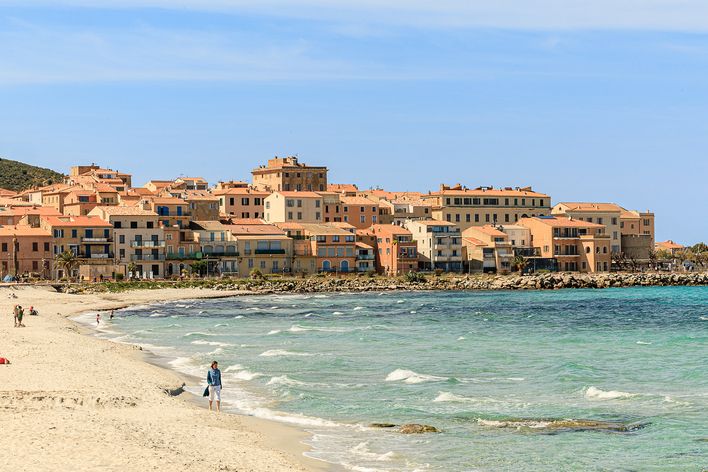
[54,250,79,281]
[512,255,528,273]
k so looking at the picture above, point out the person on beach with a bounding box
[12,305,19,327]
[16,306,25,327]
[109,310,114,321]
[96,313,101,326]
[29,306,37,316]
[207,361,222,412]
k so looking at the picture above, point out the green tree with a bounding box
[512,255,528,273]
[54,251,79,281]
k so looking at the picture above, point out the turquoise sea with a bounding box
[83,287,708,471]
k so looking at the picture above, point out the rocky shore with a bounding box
[212,271,708,293]
[57,271,708,295]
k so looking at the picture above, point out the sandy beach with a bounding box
[0,285,324,472]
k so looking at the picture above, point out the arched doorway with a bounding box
[322,260,331,271]
[340,260,349,272]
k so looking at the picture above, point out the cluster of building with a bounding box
[0,156,663,280]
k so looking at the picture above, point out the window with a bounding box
[611,217,618,225]
[485,214,490,223]
[315,212,321,220]
[597,217,604,225]
[241,198,250,206]
[297,200,302,208]
[372,215,377,223]
[297,212,302,220]
[360,215,366,223]
[286,199,294,208]
[466,214,471,222]
[44,242,50,251]
[130,221,138,229]
[315,200,321,208]
[288,211,293,220]
[474,214,479,223]
[504,214,510,223]
[455,214,460,222]
[119,235,125,244]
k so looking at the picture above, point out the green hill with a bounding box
[0,158,65,192]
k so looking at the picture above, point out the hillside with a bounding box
[0,158,64,192]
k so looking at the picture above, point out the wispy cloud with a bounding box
[0,21,397,84]
[4,0,708,31]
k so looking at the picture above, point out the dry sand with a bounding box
[0,285,326,472]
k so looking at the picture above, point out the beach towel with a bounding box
[0,358,10,365]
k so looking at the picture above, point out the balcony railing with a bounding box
[201,251,240,257]
[130,240,166,248]
[356,254,375,260]
[167,252,202,260]
[254,249,286,255]
[82,237,111,243]
[131,254,166,261]
[89,253,113,259]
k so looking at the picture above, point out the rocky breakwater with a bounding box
[222,271,708,293]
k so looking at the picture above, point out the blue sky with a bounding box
[0,1,707,243]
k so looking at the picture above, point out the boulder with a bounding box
[398,423,440,434]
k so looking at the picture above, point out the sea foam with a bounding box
[259,349,314,357]
[385,368,447,384]
[584,386,637,400]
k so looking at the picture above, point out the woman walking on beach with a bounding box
[207,361,222,412]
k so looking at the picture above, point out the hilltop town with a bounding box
[0,156,695,281]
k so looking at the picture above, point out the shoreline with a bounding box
[0,285,328,472]
[73,304,338,472]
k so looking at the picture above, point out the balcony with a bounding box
[254,249,286,255]
[201,251,239,258]
[357,254,375,260]
[131,254,166,261]
[167,252,202,260]
[130,240,166,248]
[88,253,113,259]
[82,237,111,243]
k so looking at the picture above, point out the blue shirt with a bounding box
[207,368,222,387]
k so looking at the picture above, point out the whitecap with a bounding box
[233,315,245,319]
[267,329,282,335]
[396,300,405,304]
[385,368,447,384]
[457,336,466,341]
[191,340,233,347]
[224,364,244,372]
[410,310,417,314]
[183,332,216,337]
[149,312,168,317]
[699,316,708,321]
[230,370,263,381]
[349,442,397,462]
[636,341,652,345]
[214,323,229,328]
[333,311,344,315]
[353,306,364,311]
[259,349,313,357]
[433,392,502,404]
[584,386,637,400]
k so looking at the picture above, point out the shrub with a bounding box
[249,268,265,280]
[404,271,426,283]
[115,273,125,281]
